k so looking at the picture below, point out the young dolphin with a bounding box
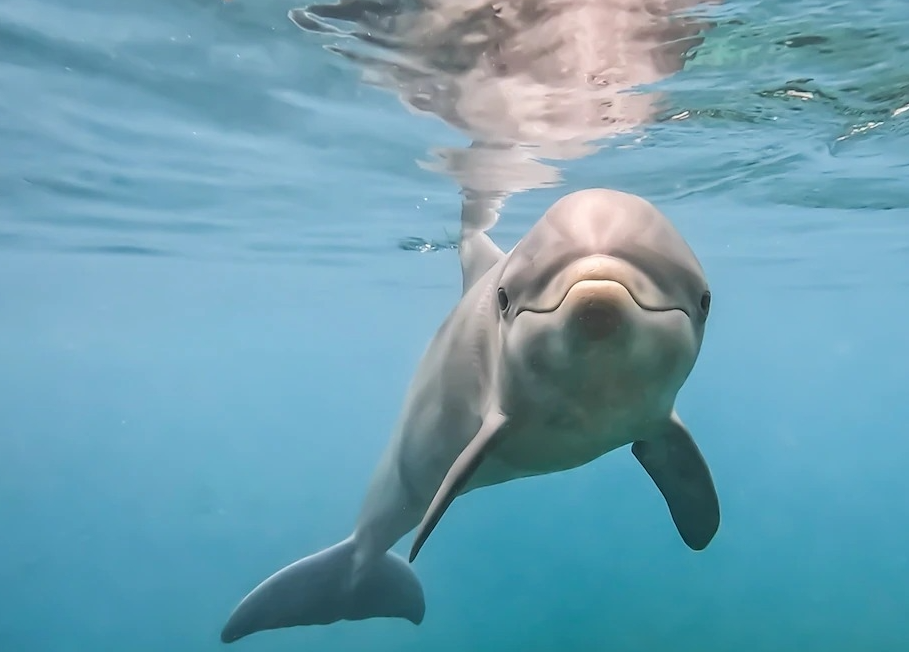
[220,187,719,643]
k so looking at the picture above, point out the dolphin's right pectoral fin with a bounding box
[409,409,509,562]
[632,413,720,551]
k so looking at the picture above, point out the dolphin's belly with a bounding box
[468,405,646,491]
[506,419,630,472]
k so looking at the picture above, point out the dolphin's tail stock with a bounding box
[220,536,425,643]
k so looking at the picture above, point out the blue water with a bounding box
[2,0,909,650]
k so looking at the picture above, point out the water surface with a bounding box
[1,0,908,650]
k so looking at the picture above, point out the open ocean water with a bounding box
[1,0,908,650]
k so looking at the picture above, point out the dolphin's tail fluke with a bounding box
[220,536,425,644]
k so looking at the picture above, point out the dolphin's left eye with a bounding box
[497,288,509,311]
[700,290,711,316]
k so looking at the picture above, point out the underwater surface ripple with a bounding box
[1,0,908,651]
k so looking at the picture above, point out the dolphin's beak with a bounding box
[560,279,638,341]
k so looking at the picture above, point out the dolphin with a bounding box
[220,187,719,643]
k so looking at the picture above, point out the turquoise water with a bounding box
[2,0,909,650]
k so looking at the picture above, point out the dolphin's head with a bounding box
[493,188,710,414]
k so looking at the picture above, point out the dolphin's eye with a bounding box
[497,287,509,311]
[700,290,711,316]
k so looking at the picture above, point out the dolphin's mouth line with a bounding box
[515,279,689,317]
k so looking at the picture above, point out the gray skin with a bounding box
[220,188,719,643]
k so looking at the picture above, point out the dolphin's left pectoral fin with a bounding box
[632,414,720,551]
[409,410,509,563]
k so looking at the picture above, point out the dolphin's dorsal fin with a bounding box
[458,195,505,295]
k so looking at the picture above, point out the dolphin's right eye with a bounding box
[497,288,509,311]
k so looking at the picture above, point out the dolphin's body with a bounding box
[220,188,719,643]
